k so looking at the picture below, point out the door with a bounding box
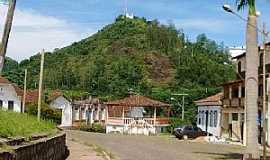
[8,101,14,111]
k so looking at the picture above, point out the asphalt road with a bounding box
[65,130,249,160]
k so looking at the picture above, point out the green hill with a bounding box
[3,15,235,122]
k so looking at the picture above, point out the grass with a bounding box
[0,110,57,138]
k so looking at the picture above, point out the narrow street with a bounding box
[66,130,246,160]
[67,137,105,160]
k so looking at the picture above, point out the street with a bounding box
[66,130,246,160]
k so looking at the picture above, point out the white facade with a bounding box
[0,84,22,112]
[197,106,221,137]
[49,96,72,127]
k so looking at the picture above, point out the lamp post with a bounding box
[223,4,268,159]
[171,93,188,120]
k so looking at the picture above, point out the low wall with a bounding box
[0,132,69,160]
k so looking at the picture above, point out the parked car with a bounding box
[174,125,206,139]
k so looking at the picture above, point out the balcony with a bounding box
[222,98,245,108]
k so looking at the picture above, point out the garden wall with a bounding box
[0,132,69,160]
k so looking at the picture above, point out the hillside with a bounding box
[3,15,235,122]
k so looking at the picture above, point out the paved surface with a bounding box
[65,130,248,160]
[67,137,105,160]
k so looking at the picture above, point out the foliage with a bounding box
[80,123,105,133]
[236,0,256,15]
[26,102,62,124]
[0,110,56,138]
[3,15,235,123]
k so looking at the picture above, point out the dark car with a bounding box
[174,125,206,139]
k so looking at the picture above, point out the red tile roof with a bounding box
[25,89,39,104]
[106,94,170,107]
[25,90,65,104]
[194,92,223,106]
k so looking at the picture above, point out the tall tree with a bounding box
[236,0,260,158]
[0,0,16,73]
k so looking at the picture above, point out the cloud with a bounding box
[0,5,95,61]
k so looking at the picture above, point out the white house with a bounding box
[0,76,23,112]
[49,94,72,127]
[72,97,106,126]
[195,92,223,137]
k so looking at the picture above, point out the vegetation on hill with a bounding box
[3,15,235,122]
[0,110,56,138]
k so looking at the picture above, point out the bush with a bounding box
[80,123,105,133]
[26,103,62,124]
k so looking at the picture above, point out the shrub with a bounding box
[80,123,105,133]
[26,102,62,124]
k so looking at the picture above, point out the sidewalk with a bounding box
[67,139,104,160]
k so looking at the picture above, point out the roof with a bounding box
[219,79,243,86]
[106,94,170,107]
[194,92,223,106]
[0,76,23,97]
[25,90,39,104]
[232,52,245,60]
[73,97,101,105]
[25,90,67,104]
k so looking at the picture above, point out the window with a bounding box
[198,111,202,125]
[213,111,218,127]
[0,100,2,109]
[202,111,205,125]
[232,87,239,98]
[259,85,263,97]
[232,113,238,121]
[238,61,242,73]
[241,87,245,97]
[260,53,263,67]
[209,111,213,127]
[184,126,193,131]
[8,101,14,111]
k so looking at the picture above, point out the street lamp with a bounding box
[171,93,188,120]
[223,4,269,159]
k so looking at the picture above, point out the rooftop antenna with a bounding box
[124,0,128,15]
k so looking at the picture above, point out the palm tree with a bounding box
[236,0,260,159]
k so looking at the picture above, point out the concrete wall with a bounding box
[50,96,72,127]
[0,84,21,112]
[0,133,69,160]
[106,124,162,135]
[197,106,221,137]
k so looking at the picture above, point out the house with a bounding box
[0,76,23,112]
[196,43,270,145]
[26,90,73,127]
[195,93,223,137]
[49,91,73,127]
[72,97,106,127]
[105,94,171,135]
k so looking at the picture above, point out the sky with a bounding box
[1,0,270,61]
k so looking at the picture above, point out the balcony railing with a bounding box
[222,98,245,107]
[107,117,170,126]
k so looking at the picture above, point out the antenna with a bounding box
[124,0,128,15]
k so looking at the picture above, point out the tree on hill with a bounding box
[3,15,235,123]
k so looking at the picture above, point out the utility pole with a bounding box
[0,0,16,73]
[262,23,268,160]
[171,93,188,120]
[22,69,27,113]
[37,49,45,121]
